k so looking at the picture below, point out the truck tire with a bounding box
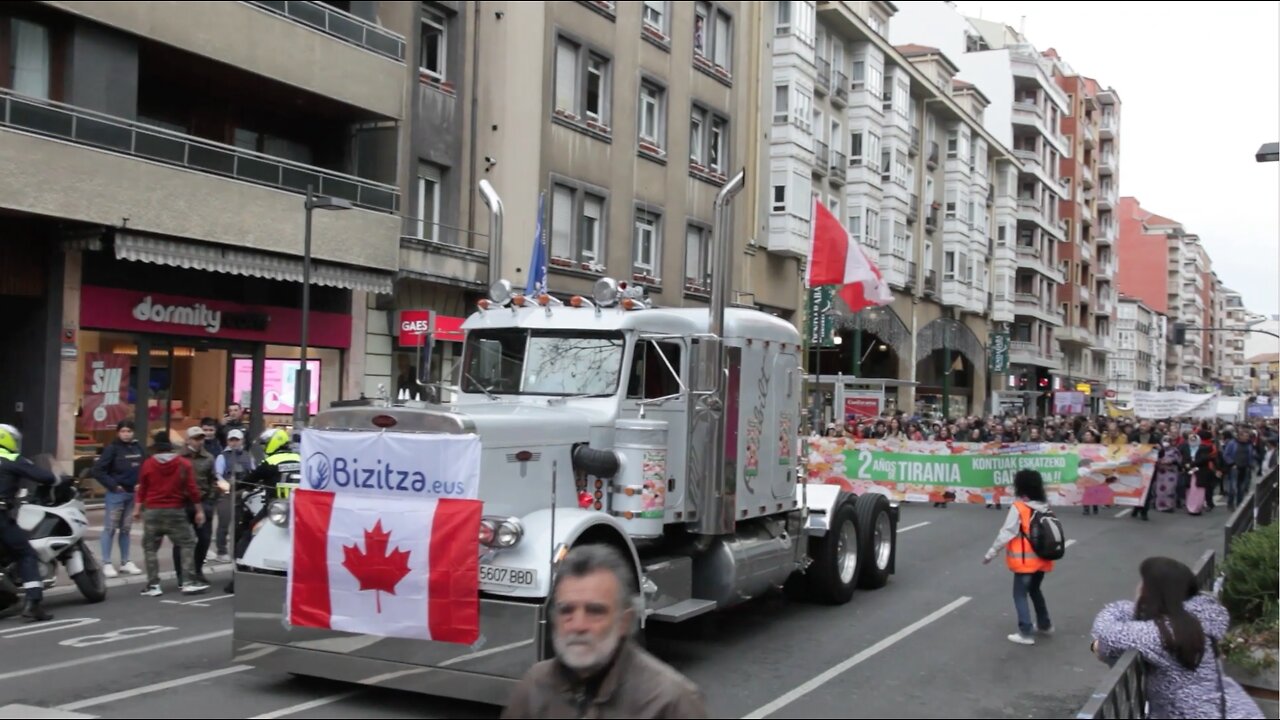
[808,500,860,604]
[854,494,893,590]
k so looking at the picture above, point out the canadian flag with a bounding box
[287,489,483,644]
[806,199,894,313]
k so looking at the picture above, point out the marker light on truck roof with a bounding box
[569,295,596,309]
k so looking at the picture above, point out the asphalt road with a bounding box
[0,502,1224,719]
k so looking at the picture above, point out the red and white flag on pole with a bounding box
[288,488,483,644]
[806,199,894,313]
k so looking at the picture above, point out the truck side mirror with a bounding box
[690,338,722,394]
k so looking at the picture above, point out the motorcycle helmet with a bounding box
[0,424,21,454]
[259,428,291,456]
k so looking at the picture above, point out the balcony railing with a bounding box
[833,71,849,104]
[0,88,399,212]
[814,140,830,175]
[247,1,406,61]
[925,269,937,294]
[830,150,848,180]
[909,193,919,221]
[910,127,921,155]
[816,57,831,94]
[927,141,940,168]
[925,206,939,233]
[906,261,918,289]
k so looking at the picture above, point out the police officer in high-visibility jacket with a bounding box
[0,424,63,621]
[225,429,301,595]
[983,469,1055,646]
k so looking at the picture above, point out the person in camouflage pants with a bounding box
[133,431,208,595]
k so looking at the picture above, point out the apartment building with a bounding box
[1217,285,1250,392]
[1048,54,1121,413]
[890,3,1070,416]
[0,1,410,460]
[1110,298,1165,406]
[1116,198,1214,390]
[1247,353,1279,396]
[769,1,1014,417]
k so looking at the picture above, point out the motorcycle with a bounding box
[0,477,107,610]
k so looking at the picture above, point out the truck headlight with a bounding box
[267,499,290,527]
[479,516,523,548]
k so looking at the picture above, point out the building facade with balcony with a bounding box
[1110,298,1165,406]
[0,1,411,460]
[1216,285,1251,393]
[1050,55,1122,412]
[767,1,1015,419]
[891,2,1073,416]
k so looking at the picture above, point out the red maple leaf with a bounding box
[341,520,412,613]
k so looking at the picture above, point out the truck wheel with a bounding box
[855,494,893,589]
[808,501,859,604]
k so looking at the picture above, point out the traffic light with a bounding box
[1019,372,1029,389]
[1038,377,1050,389]
[1172,322,1187,345]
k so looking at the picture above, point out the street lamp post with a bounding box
[296,185,352,432]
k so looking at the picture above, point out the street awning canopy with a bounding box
[114,232,394,294]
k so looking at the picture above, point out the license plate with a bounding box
[479,564,538,591]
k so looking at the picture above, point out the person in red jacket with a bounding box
[132,431,208,596]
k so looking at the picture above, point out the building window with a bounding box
[550,181,608,268]
[420,9,446,80]
[694,2,731,71]
[849,211,863,244]
[685,224,711,289]
[894,80,909,118]
[851,60,865,89]
[868,65,883,99]
[638,80,666,151]
[893,221,907,259]
[946,130,958,159]
[944,251,956,280]
[554,37,612,130]
[11,18,52,100]
[415,163,442,241]
[642,0,667,36]
[773,84,789,124]
[771,185,786,214]
[691,106,729,175]
[865,209,880,249]
[775,0,791,33]
[633,210,661,278]
[850,131,864,165]
[945,187,958,219]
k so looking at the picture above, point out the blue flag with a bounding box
[525,191,547,296]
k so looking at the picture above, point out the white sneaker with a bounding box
[181,582,210,595]
[216,553,231,564]
[140,585,163,597]
[120,562,142,575]
[102,564,119,579]
[1008,633,1036,646]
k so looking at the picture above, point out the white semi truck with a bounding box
[234,173,899,703]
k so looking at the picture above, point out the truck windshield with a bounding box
[461,329,625,396]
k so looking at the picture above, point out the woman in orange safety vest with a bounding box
[983,469,1054,645]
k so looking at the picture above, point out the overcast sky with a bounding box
[953,1,1280,317]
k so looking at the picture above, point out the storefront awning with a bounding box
[114,232,394,295]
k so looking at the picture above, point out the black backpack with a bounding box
[1021,505,1067,560]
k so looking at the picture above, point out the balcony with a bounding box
[1079,284,1091,302]
[1014,292,1063,325]
[905,261,918,290]
[766,212,812,258]
[1010,340,1060,369]
[816,57,831,96]
[1079,241,1093,262]
[1100,114,1118,138]
[832,71,850,106]
[1080,162,1094,188]
[910,127,921,156]
[0,90,400,270]
[1012,100,1045,126]
[247,1,406,60]
[1014,149,1041,173]
[1081,121,1097,148]
[829,150,848,184]
[909,194,919,222]
[925,206,939,234]
[927,141,940,169]
[814,140,830,177]
[1098,153,1117,175]
[1097,185,1116,210]
[925,269,938,296]
[52,1,406,119]
[1096,295,1113,315]
[399,217,490,290]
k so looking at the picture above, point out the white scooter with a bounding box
[0,476,107,610]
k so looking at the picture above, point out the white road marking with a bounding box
[249,638,537,718]
[742,596,973,719]
[0,704,96,718]
[0,630,231,683]
[1115,508,1133,518]
[1066,539,1078,548]
[160,594,235,608]
[233,645,280,663]
[56,665,253,711]
[897,521,931,533]
[0,618,99,639]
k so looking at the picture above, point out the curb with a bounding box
[46,563,234,598]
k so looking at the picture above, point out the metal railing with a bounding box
[833,71,849,103]
[816,57,831,92]
[925,269,937,293]
[927,141,940,167]
[814,140,830,172]
[906,260,917,288]
[830,150,848,179]
[1075,549,1217,719]
[1225,467,1278,560]
[246,1,406,61]
[0,88,399,212]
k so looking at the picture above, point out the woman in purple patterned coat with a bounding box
[1090,557,1263,719]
